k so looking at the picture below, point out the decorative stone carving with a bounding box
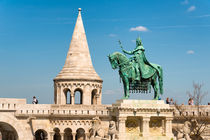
[89,117,105,140]
[177,121,191,140]
[126,118,139,133]
[149,117,163,136]
[108,121,117,140]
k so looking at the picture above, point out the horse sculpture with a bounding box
[108,51,163,100]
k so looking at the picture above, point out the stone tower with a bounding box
[54,8,103,105]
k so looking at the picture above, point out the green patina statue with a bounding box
[108,37,163,100]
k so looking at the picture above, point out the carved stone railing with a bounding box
[170,105,210,118]
[0,98,26,111]
[15,104,111,117]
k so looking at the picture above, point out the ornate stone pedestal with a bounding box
[110,100,174,140]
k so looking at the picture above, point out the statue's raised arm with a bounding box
[118,40,133,55]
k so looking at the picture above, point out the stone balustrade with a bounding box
[0,98,26,111]
[0,98,111,117]
[170,105,210,117]
[0,103,17,110]
[13,104,111,117]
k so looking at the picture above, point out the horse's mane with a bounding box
[112,52,127,60]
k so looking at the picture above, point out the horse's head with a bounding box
[108,53,119,69]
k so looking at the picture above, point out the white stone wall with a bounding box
[0,98,210,140]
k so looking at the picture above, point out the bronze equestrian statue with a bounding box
[108,37,163,100]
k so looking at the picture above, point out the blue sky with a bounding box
[0,0,210,104]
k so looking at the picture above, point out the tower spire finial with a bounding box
[78,8,82,12]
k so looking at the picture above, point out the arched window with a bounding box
[35,129,48,140]
[91,89,97,105]
[53,128,61,140]
[64,128,73,140]
[76,128,85,140]
[64,88,71,104]
[74,89,83,104]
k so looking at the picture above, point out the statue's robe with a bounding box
[123,45,161,79]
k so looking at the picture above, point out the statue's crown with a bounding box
[136,37,142,43]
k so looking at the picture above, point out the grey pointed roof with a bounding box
[55,9,102,82]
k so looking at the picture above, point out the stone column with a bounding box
[60,132,65,140]
[72,133,76,140]
[165,117,173,137]
[95,94,100,105]
[60,86,66,105]
[83,85,91,105]
[117,117,126,140]
[142,117,150,137]
[56,86,61,104]
[96,88,102,105]
[85,133,89,140]
[49,132,55,140]
[71,94,75,105]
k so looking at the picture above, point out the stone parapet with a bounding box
[0,98,26,111]
[171,105,210,118]
[14,104,111,118]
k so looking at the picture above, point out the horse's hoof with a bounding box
[123,96,129,99]
[153,96,158,100]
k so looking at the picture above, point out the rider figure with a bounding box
[120,37,154,80]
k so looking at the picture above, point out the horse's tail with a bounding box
[157,66,163,95]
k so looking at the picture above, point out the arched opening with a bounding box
[64,128,73,140]
[91,89,97,105]
[74,89,83,104]
[35,129,48,140]
[64,88,71,104]
[76,128,85,140]
[0,121,18,140]
[53,128,61,140]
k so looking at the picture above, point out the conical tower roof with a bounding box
[55,8,102,82]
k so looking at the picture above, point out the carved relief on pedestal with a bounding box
[149,117,164,136]
[125,117,139,134]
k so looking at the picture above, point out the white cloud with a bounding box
[187,50,195,54]
[130,26,148,32]
[109,34,117,37]
[187,6,196,12]
[181,0,189,5]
